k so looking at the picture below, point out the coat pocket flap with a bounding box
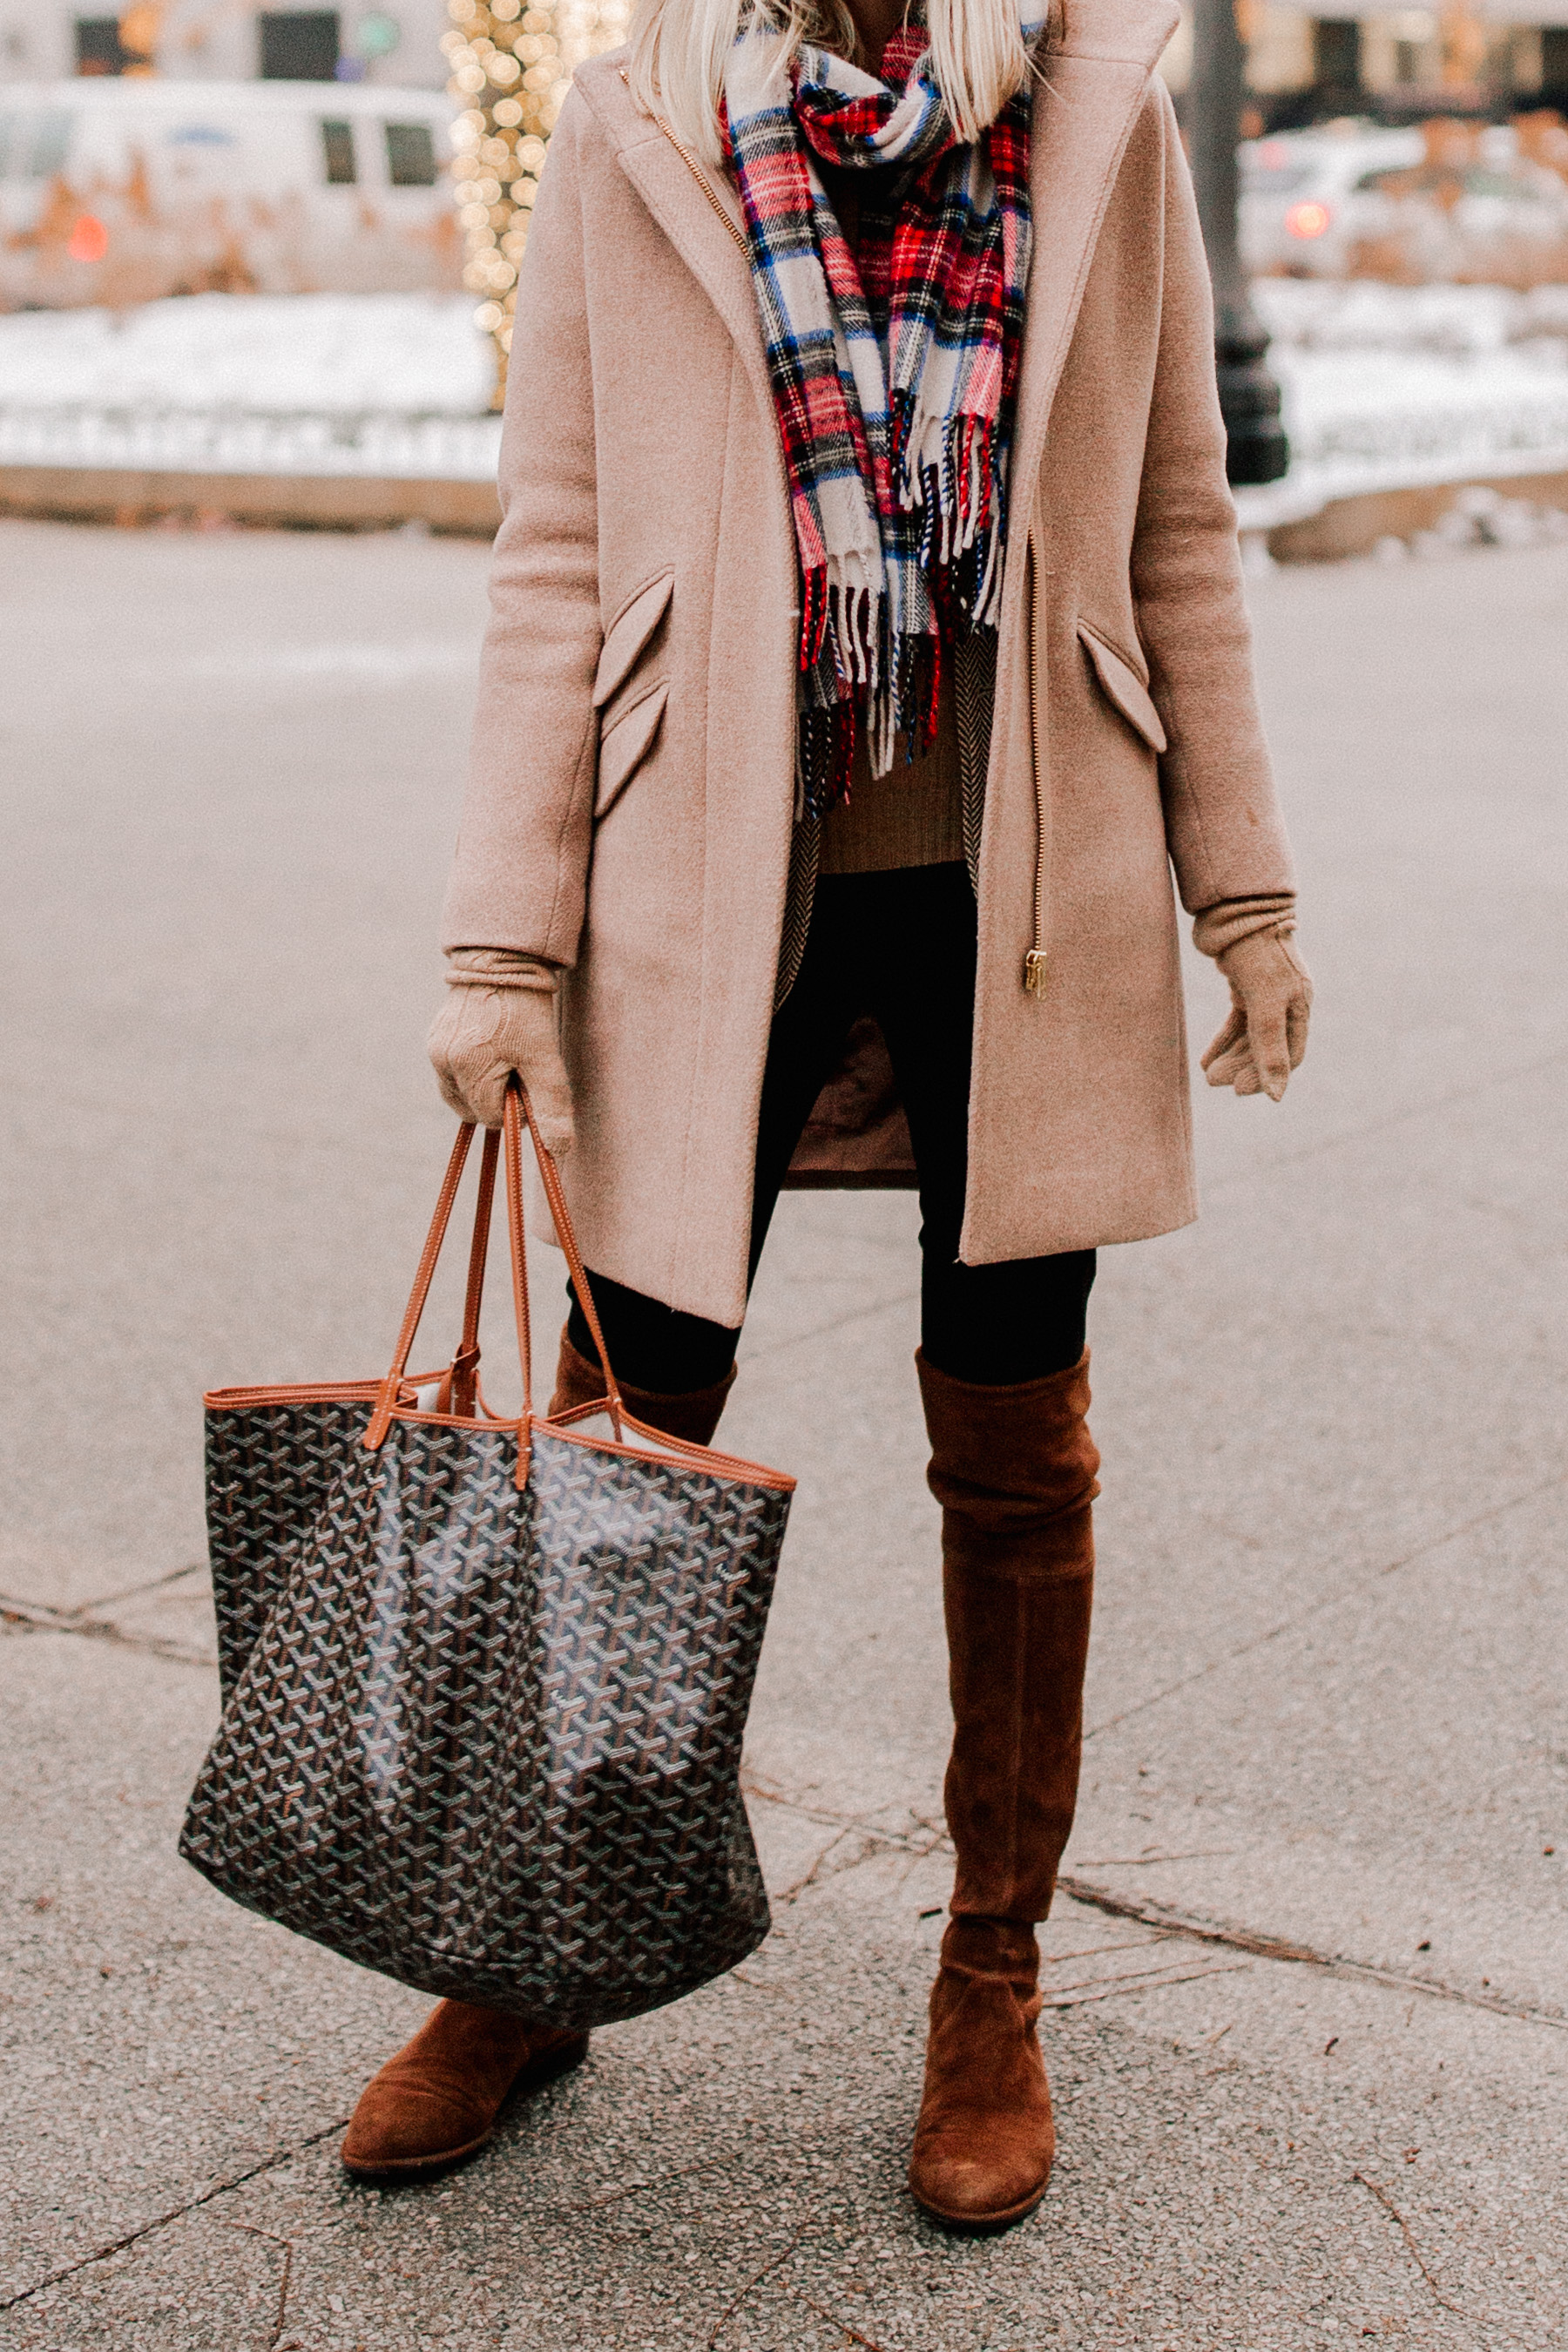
[1078,623,1167,754]
[595,683,667,820]
[594,572,674,709]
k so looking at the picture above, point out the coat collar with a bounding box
[1010,0,1181,515]
[574,0,1179,517]
[575,58,778,480]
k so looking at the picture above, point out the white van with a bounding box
[0,79,463,308]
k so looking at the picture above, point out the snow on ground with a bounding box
[0,293,496,414]
[0,402,504,479]
[1252,275,1568,357]
[4,281,1568,512]
[1237,278,1568,528]
[0,292,501,479]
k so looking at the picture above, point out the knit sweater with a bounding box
[818,670,963,875]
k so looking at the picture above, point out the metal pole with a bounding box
[1188,0,1288,485]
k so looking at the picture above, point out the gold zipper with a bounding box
[620,68,750,259]
[1024,528,1048,995]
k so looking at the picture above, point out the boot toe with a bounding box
[340,2014,590,2180]
[341,2079,490,2175]
[909,2129,1053,2229]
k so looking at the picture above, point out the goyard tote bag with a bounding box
[179,1082,794,2029]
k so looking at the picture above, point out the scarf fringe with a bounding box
[795,404,1008,817]
[796,702,857,823]
[796,605,986,822]
[731,13,1033,820]
[894,406,1004,588]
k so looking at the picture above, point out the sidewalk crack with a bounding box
[1084,1464,1567,1744]
[224,2221,295,2351]
[0,1591,214,1670]
[739,1780,1568,2031]
[1354,2169,1533,2347]
[74,1562,207,1613]
[1057,1874,1568,2031]
[0,2119,346,2315]
[705,2223,810,2348]
[787,2285,889,2349]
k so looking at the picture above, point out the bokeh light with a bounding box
[443,0,632,405]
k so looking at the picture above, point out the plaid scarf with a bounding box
[724,5,1042,818]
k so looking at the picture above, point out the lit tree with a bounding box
[442,0,631,405]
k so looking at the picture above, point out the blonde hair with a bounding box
[627,0,1034,165]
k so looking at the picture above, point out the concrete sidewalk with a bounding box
[2,519,1565,2350]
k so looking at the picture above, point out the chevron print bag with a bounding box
[179,1084,794,2029]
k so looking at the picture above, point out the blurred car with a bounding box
[0,80,463,311]
[1241,123,1425,278]
[1349,122,1568,287]
[1241,118,1568,287]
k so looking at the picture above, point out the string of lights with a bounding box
[442,0,632,406]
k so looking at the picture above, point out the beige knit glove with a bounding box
[427,950,574,1152]
[1194,900,1313,1103]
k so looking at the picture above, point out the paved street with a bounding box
[2,516,1565,2351]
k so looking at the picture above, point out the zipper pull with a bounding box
[1024,949,1048,995]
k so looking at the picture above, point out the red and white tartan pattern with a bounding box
[724,8,1042,817]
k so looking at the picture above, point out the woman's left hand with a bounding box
[1201,929,1314,1102]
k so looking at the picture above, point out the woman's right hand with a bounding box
[427,968,575,1155]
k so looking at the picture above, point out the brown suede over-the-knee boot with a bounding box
[341,1331,738,2183]
[548,1327,737,1448]
[908,1348,1098,2232]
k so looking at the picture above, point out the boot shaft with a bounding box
[918,1349,1098,1925]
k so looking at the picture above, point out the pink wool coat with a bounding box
[442,0,1296,1328]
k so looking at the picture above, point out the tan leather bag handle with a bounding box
[507,1078,623,1417]
[365,1120,478,1449]
[366,1081,625,1484]
[501,1080,625,1482]
[447,1124,498,1417]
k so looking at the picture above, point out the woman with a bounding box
[341,0,1311,2228]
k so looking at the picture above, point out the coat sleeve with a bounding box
[440,94,601,963]
[1131,83,1296,916]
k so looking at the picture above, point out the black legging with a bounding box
[568,862,1095,1390]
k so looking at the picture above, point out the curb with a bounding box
[6,461,1568,560]
[0,465,501,536]
[1261,468,1568,561]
